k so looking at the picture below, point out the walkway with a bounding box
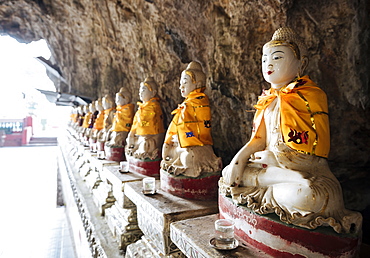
[0,146,75,258]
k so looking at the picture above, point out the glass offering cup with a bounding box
[142,177,156,194]
[214,219,235,248]
[120,161,128,172]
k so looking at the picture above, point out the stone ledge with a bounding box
[124,180,219,255]
[58,136,123,257]
[170,214,270,258]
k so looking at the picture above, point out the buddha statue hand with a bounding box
[248,150,279,168]
[222,162,244,187]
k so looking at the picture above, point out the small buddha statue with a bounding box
[90,98,105,152]
[219,27,362,234]
[126,77,165,161]
[81,104,92,143]
[161,61,221,178]
[105,87,135,148]
[97,95,116,151]
[77,105,85,140]
[85,102,97,141]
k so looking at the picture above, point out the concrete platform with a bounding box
[170,214,271,258]
[124,180,219,256]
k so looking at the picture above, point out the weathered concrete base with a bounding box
[124,180,219,256]
[160,169,220,200]
[105,203,143,250]
[219,194,362,258]
[125,235,184,258]
[105,146,126,162]
[126,155,161,177]
[101,165,145,250]
[170,214,270,258]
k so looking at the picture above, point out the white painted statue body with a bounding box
[219,28,362,234]
[125,77,164,160]
[161,61,221,178]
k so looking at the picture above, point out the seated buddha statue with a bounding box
[96,95,116,151]
[90,98,105,151]
[84,102,97,142]
[126,77,165,160]
[219,27,362,234]
[81,104,92,143]
[161,61,221,178]
[105,87,135,148]
[77,105,85,140]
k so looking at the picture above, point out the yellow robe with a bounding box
[253,75,330,158]
[131,97,164,135]
[103,107,115,129]
[111,104,135,132]
[82,112,92,128]
[165,88,213,148]
[93,111,104,130]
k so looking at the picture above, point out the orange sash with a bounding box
[253,75,330,158]
[93,111,104,130]
[82,112,92,128]
[111,104,135,132]
[165,88,213,147]
[131,98,164,135]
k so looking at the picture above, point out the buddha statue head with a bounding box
[83,104,89,114]
[139,77,158,103]
[89,101,96,113]
[116,87,132,106]
[95,98,104,112]
[102,94,115,109]
[78,105,84,115]
[262,27,308,89]
[180,61,206,98]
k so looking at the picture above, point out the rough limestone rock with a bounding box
[0,0,369,213]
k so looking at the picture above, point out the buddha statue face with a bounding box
[262,45,301,89]
[95,99,104,111]
[115,93,128,106]
[139,82,154,103]
[179,71,197,98]
[102,95,114,109]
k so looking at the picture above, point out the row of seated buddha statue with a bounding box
[69,27,362,246]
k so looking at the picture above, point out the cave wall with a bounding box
[1,0,369,207]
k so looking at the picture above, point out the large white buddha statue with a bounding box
[161,61,221,178]
[219,28,362,234]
